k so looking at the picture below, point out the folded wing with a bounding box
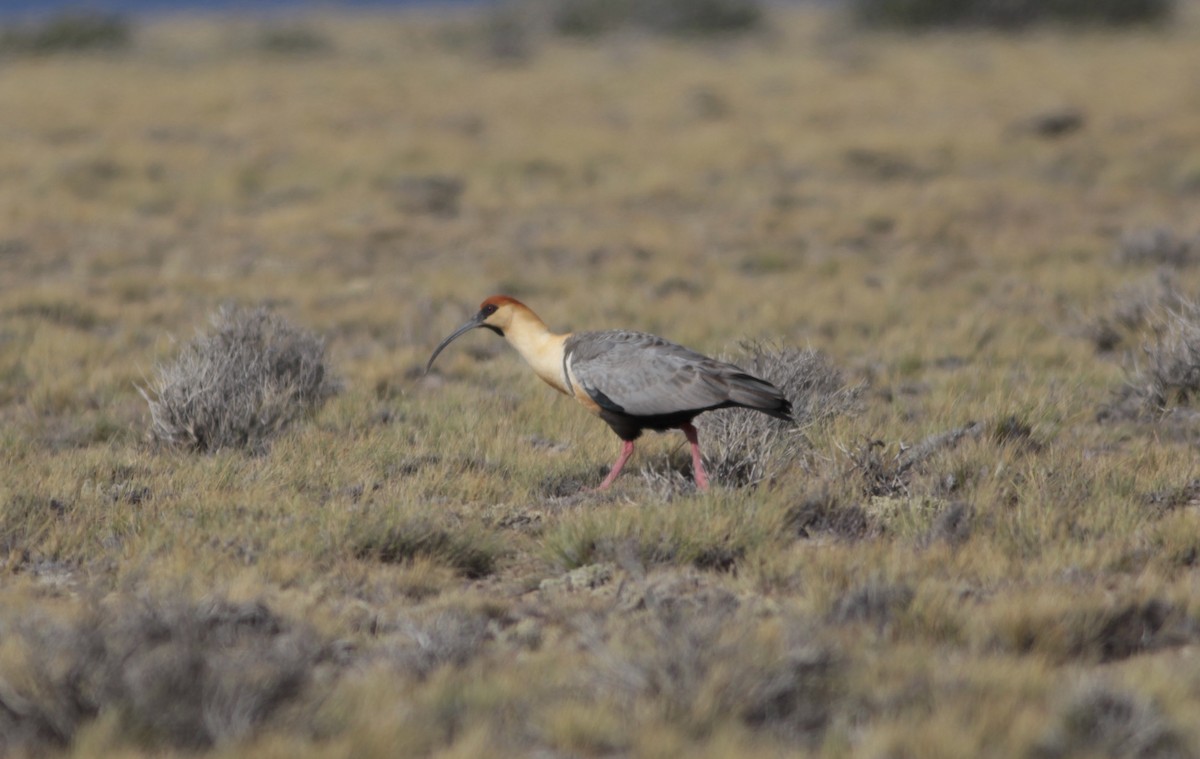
[565,330,790,420]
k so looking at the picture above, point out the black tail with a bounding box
[726,372,792,421]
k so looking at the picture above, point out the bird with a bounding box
[425,295,792,492]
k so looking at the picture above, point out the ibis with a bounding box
[426,296,792,491]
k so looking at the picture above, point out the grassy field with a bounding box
[3,5,1200,756]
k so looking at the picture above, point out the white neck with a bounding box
[505,309,569,395]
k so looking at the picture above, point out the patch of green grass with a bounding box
[542,493,786,571]
[350,511,505,579]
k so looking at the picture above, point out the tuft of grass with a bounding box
[543,495,783,572]
[696,344,862,488]
[351,515,503,579]
[140,305,339,454]
[983,596,1197,664]
[786,490,877,541]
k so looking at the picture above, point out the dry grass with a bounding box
[3,4,1200,757]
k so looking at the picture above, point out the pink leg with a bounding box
[681,423,709,492]
[594,440,636,491]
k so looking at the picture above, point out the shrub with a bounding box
[849,422,982,497]
[1086,270,1183,354]
[140,305,339,454]
[373,606,495,679]
[851,0,1173,30]
[0,12,131,55]
[584,576,839,742]
[694,344,862,488]
[1137,304,1200,410]
[1105,298,1200,419]
[1114,226,1200,268]
[1033,683,1188,759]
[0,596,327,754]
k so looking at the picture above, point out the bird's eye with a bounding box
[481,304,498,317]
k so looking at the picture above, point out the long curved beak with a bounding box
[425,313,485,373]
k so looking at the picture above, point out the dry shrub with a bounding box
[693,343,862,488]
[848,422,982,497]
[1134,303,1200,410]
[1032,683,1190,759]
[373,606,495,680]
[140,305,339,453]
[1086,270,1183,353]
[1114,227,1200,268]
[0,596,328,755]
[584,576,839,743]
[828,581,915,630]
[1104,297,1200,421]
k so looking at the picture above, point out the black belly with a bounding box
[598,403,737,441]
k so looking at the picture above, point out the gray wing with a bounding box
[565,330,781,417]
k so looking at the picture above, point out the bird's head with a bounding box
[425,295,523,372]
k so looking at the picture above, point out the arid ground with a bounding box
[3,5,1200,756]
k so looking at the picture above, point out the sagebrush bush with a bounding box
[693,343,861,488]
[1137,304,1200,410]
[0,596,326,754]
[1033,683,1188,759]
[140,305,339,453]
[852,0,1173,29]
[1114,226,1200,268]
[1086,270,1183,353]
[1105,298,1200,420]
[373,606,494,679]
[585,576,839,742]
